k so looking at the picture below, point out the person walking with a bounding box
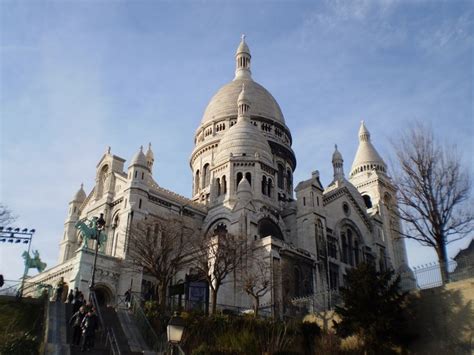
[80,308,99,352]
[124,288,131,309]
[55,277,65,302]
[69,306,86,347]
[73,293,84,313]
[67,289,74,303]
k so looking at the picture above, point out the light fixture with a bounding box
[167,312,186,345]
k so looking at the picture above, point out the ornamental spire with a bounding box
[332,144,344,181]
[234,34,252,80]
[237,84,251,121]
[350,121,387,178]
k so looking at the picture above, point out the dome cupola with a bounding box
[129,146,148,169]
[72,183,86,203]
[332,144,344,181]
[350,121,387,178]
[214,86,273,165]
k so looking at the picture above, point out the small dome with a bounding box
[332,144,343,163]
[146,143,154,161]
[237,178,252,201]
[73,184,86,202]
[214,117,273,166]
[236,35,250,56]
[130,146,148,168]
[201,78,285,125]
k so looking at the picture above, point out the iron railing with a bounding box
[290,289,342,314]
[130,294,167,352]
[105,327,121,355]
[412,254,473,290]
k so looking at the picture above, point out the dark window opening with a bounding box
[258,218,283,240]
[362,195,372,208]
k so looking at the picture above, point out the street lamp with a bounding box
[167,312,186,354]
[89,213,106,292]
[0,227,36,298]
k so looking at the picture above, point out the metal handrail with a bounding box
[130,294,167,352]
[105,326,122,355]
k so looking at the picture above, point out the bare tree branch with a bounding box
[0,204,16,226]
[392,122,473,281]
[127,215,193,311]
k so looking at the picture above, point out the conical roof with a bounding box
[129,146,148,168]
[72,184,86,202]
[235,35,250,55]
[350,121,387,177]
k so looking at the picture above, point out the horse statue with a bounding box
[22,250,47,273]
[75,217,107,252]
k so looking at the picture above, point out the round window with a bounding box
[343,202,350,216]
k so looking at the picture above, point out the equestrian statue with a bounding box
[75,217,107,252]
[22,250,47,273]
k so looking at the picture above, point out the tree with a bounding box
[127,215,192,311]
[190,227,247,314]
[334,263,409,354]
[392,123,473,282]
[241,256,270,317]
[0,204,16,226]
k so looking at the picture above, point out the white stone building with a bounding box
[26,37,413,315]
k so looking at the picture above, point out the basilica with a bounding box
[26,37,413,315]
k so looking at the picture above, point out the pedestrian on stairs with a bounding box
[125,288,131,309]
[69,306,86,346]
[80,308,99,352]
[67,289,74,303]
[55,277,65,302]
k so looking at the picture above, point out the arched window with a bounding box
[258,218,283,240]
[236,172,243,189]
[222,175,227,194]
[245,172,252,185]
[216,178,221,196]
[286,169,292,193]
[203,164,210,187]
[194,170,200,195]
[347,229,353,266]
[267,178,273,197]
[277,164,284,189]
[341,233,348,264]
[262,176,267,195]
[362,195,372,208]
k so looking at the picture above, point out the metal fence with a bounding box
[130,294,168,353]
[412,254,473,290]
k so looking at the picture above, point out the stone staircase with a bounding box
[45,298,157,354]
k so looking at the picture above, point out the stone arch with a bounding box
[336,218,364,266]
[93,283,114,306]
[96,164,109,197]
[257,218,284,240]
[362,194,373,208]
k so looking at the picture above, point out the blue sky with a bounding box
[1,0,473,282]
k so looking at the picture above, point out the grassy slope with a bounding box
[0,297,45,354]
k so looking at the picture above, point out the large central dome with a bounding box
[201,78,285,124]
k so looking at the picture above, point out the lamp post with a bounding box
[167,312,186,355]
[89,213,106,292]
[0,227,36,298]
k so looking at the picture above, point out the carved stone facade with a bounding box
[26,38,414,312]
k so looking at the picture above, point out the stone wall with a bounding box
[407,278,473,354]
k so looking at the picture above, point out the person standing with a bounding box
[67,289,74,303]
[55,277,65,302]
[69,306,86,346]
[125,288,131,309]
[80,308,99,352]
